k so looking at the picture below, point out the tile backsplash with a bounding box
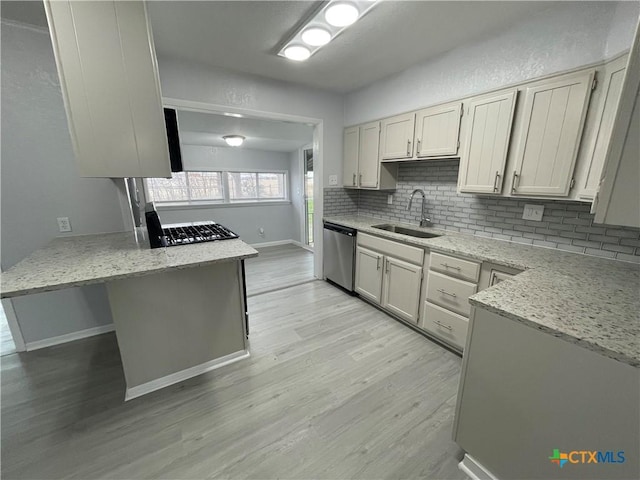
[324,160,640,263]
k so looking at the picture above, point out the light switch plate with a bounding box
[522,204,544,221]
[328,175,338,186]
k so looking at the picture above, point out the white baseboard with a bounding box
[459,454,499,480]
[124,349,250,401]
[25,324,115,351]
[251,239,296,248]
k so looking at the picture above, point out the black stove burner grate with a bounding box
[162,223,238,246]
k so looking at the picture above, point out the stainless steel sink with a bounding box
[372,224,441,239]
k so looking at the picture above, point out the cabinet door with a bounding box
[510,71,594,196]
[458,90,517,194]
[355,247,383,304]
[382,257,422,324]
[380,113,415,160]
[45,0,171,178]
[342,126,360,187]
[579,57,627,200]
[415,102,462,157]
[359,122,380,188]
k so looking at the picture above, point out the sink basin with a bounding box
[372,224,441,239]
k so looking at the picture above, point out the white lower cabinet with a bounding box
[355,233,424,324]
[355,246,383,304]
[382,257,422,324]
[421,302,469,351]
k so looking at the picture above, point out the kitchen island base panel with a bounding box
[458,454,498,480]
[107,261,247,398]
[454,307,639,480]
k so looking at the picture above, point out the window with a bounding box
[145,171,288,205]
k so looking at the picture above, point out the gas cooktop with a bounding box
[161,222,239,247]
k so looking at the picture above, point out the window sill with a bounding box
[156,200,292,211]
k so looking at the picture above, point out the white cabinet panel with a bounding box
[343,126,359,187]
[380,112,415,160]
[510,70,594,196]
[426,271,477,318]
[415,102,462,157]
[459,90,518,194]
[45,0,170,178]
[579,57,627,200]
[359,122,380,188]
[382,257,422,324]
[355,247,383,304]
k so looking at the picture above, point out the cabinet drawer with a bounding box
[426,271,477,317]
[421,301,469,351]
[430,252,480,282]
[358,232,424,265]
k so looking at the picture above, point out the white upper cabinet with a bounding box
[343,126,360,187]
[414,102,463,157]
[458,90,518,194]
[380,112,416,160]
[578,56,628,200]
[359,122,381,188]
[44,0,171,178]
[594,24,640,228]
[509,70,595,196]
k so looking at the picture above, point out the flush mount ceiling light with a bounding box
[284,45,311,61]
[223,135,245,147]
[277,0,379,62]
[301,27,331,47]
[325,3,359,27]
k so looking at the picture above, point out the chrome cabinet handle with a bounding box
[511,170,519,193]
[416,139,421,155]
[352,173,356,186]
[440,263,461,271]
[359,173,363,185]
[437,288,457,298]
[377,256,381,270]
[407,139,411,156]
[493,171,501,192]
[433,319,453,331]
[385,259,390,274]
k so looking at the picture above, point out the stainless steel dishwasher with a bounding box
[323,221,356,292]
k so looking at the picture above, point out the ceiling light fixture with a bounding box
[325,3,359,27]
[223,135,245,147]
[284,45,311,61]
[277,0,379,62]
[301,27,331,46]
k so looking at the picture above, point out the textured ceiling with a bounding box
[147,1,552,93]
[177,110,313,152]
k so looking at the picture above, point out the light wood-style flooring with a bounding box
[245,243,315,297]
[1,249,465,479]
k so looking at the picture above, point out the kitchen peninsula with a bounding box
[1,230,258,400]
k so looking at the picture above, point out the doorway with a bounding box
[303,147,314,248]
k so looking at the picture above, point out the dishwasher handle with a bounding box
[323,222,356,237]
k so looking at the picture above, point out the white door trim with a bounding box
[1,299,26,352]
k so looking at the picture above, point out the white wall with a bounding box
[157,56,345,275]
[344,1,640,125]
[157,145,301,245]
[1,20,125,344]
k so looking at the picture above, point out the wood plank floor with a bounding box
[1,280,465,479]
[245,244,315,297]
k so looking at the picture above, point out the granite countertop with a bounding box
[325,215,640,368]
[0,229,259,298]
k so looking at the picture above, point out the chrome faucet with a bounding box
[407,189,432,228]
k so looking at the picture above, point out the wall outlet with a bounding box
[258,227,265,237]
[387,194,393,205]
[328,175,338,186]
[57,217,72,232]
[522,204,544,221]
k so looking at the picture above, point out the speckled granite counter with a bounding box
[0,230,258,298]
[325,215,640,368]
